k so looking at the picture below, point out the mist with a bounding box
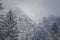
[2,0,60,23]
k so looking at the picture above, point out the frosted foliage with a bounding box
[0,7,60,40]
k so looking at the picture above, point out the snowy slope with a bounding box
[13,8,38,40]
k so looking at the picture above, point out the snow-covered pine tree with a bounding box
[51,22,58,40]
[0,9,19,40]
[0,0,3,11]
[0,0,5,39]
[0,15,5,40]
[6,9,19,40]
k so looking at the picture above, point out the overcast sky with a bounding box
[1,0,60,23]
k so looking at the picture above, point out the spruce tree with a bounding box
[0,15,5,40]
[0,9,19,40]
[0,0,3,11]
[51,22,58,40]
[0,0,5,39]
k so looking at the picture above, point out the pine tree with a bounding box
[51,22,58,40]
[0,0,3,11]
[0,9,19,40]
[0,15,5,40]
[0,0,5,38]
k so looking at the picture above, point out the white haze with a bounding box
[2,0,60,23]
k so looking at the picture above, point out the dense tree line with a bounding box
[0,0,60,40]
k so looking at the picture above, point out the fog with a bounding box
[2,0,60,23]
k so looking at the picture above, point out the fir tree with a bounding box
[0,9,19,40]
[0,15,5,40]
[0,0,3,11]
[0,0,5,38]
[51,22,58,40]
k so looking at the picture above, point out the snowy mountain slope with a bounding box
[13,8,38,40]
[6,8,60,40]
[13,8,55,40]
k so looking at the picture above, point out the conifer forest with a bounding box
[0,0,60,40]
